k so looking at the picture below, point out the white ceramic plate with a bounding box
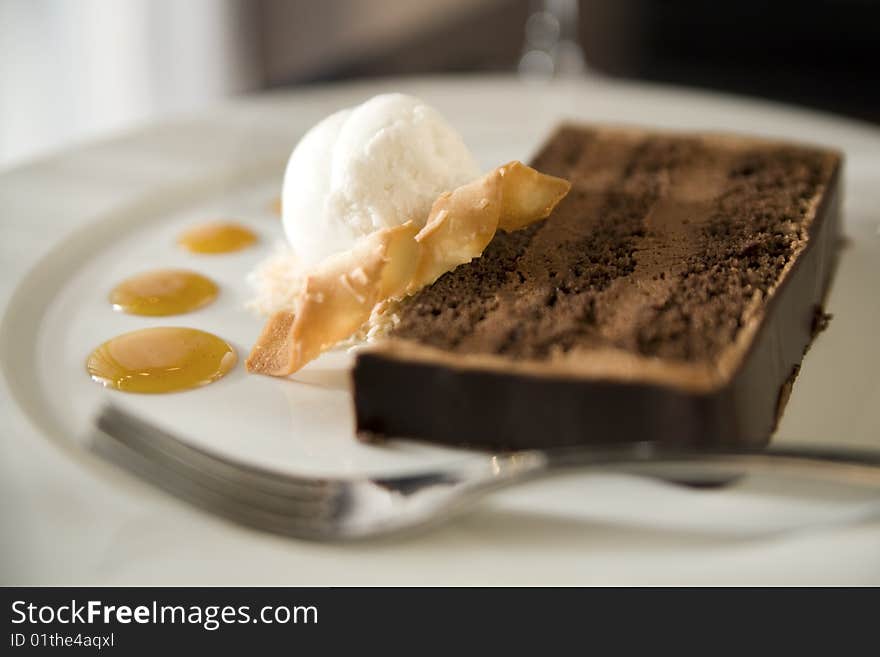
[2,76,879,584]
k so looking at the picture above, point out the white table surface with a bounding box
[2,75,879,585]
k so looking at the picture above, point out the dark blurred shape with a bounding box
[613,0,880,124]
[260,0,880,123]
[260,0,529,83]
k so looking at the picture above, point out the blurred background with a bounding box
[2,0,878,170]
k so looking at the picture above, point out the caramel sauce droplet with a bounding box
[270,197,282,217]
[87,327,237,393]
[178,222,257,254]
[110,269,218,316]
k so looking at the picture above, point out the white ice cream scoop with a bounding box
[281,93,481,267]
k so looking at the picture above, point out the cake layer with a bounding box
[353,125,842,449]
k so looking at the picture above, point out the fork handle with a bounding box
[532,443,880,488]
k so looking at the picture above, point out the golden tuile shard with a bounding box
[246,162,570,376]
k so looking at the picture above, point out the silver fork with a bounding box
[90,404,880,542]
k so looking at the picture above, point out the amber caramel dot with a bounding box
[178,222,257,254]
[87,327,237,394]
[269,196,282,217]
[110,269,218,316]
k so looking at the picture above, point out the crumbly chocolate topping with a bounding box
[390,126,837,364]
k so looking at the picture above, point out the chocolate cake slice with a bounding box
[353,125,842,449]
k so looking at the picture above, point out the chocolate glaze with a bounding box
[353,125,842,449]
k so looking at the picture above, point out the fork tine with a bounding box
[96,404,340,501]
[92,426,344,516]
[90,404,472,541]
[92,428,352,539]
[92,405,352,525]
